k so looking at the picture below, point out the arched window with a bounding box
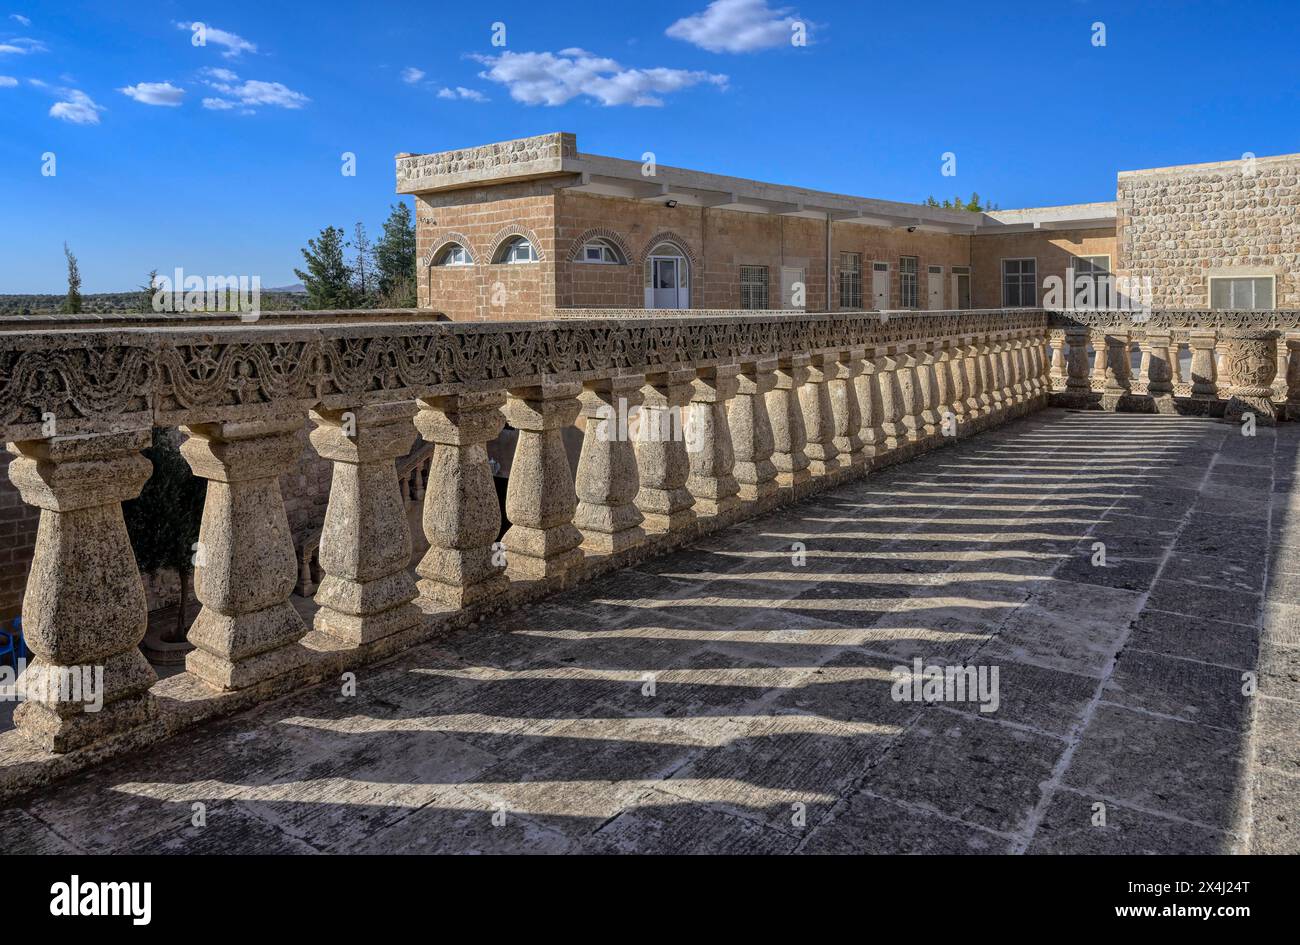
[433,243,473,266]
[580,238,625,264]
[494,236,537,264]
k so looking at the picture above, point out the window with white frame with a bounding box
[494,236,537,264]
[1002,258,1037,307]
[839,253,862,308]
[580,238,625,264]
[433,243,473,266]
[1209,276,1274,310]
[899,256,919,308]
[740,265,769,310]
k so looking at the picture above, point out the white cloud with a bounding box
[401,66,425,84]
[0,36,45,54]
[436,85,487,102]
[0,74,15,87]
[177,21,256,58]
[666,0,804,53]
[199,68,309,110]
[118,81,185,106]
[49,88,103,124]
[9,14,31,26]
[473,48,727,107]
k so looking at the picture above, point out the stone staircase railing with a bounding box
[0,306,1114,793]
[1045,310,1300,420]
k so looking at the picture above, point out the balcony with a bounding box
[0,308,1296,853]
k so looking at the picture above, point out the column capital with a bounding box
[309,401,417,464]
[8,428,152,512]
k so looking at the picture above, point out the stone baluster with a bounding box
[1287,336,1300,422]
[944,342,969,433]
[875,353,907,450]
[1100,332,1132,411]
[1064,327,1091,407]
[1272,335,1290,403]
[309,403,422,646]
[635,370,696,533]
[6,430,158,752]
[1221,329,1280,425]
[1216,348,1232,398]
[895,351,926,444]
[685,366,740,517]
[992,339,1011,413]
[1049,331,1067,391]
[967,345,982,418]
[979,340,1000,415]
[830,348,867,467]
[1005,338,1023,407]
[1188,330,1219,401]
[574,374,645,554]
[1170,338,1186,388]
[1090,331,1109,391]
[930,344,955,440]
[855,353,887,458]
[1140,331,1176,413]
[766,354,811,490]
[799,353,841,477]
[414,392,507,608]
[728,359,778,506]
[916,347,942,440]
[502,384,584,581]
[180,416,309,690]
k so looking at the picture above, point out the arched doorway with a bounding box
[645,242,690,309]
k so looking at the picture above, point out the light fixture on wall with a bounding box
[665,199,678,208]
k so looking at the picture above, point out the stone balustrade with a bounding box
[0,306,1077,788]
[1045,311,1300,423]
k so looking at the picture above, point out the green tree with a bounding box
[350,221,376,305]
[294,225,356,309]
[123,429,207,643]
[139,269,159,314]
[374,201,417,307]
[61,243,82,314]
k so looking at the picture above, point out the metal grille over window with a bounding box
[839,253,861,309]
[899,256,919,308]
[740,265,769,310]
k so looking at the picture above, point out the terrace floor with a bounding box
[3,408,1298,854]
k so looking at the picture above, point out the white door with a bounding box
[871,263,889,309]
[648,256,688,309]
[927,266,944,310]
[782,267,805,309]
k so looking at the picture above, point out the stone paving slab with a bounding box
[2,409,1297,854]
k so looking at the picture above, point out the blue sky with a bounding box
[1,0,1296,292]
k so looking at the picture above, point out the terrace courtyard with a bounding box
[3,408,1296,854]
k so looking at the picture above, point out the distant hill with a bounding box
[0,291,311,316]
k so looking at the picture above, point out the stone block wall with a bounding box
[1117,154,1300,308]
[970,227,1119,308]
[415,179,557,321]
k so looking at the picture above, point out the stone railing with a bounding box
[1045,310,1300,422]
[0,308,1051,794]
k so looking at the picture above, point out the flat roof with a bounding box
[396,132,1117,234]
[1119,151,1300,179]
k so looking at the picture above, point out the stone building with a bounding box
[397,132,1298,320]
